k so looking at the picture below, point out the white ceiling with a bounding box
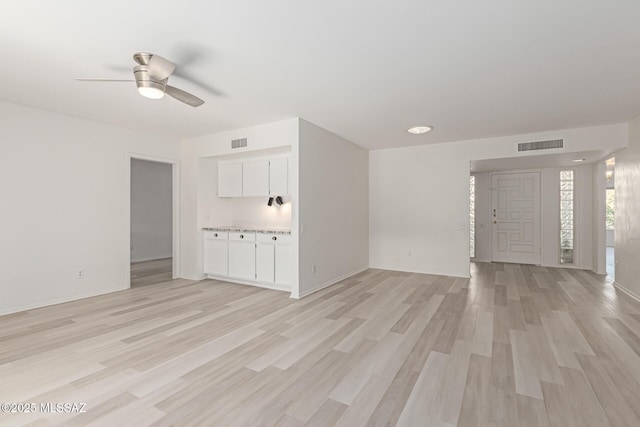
[1,1,640,150]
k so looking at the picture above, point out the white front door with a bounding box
[491,172,541,264]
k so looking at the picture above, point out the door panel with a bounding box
[229,241,256,279]
[256,243,275,283]
[242,159,270,196]
[491,172,541,264]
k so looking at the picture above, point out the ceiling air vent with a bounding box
[231,138,248,149]
[518,139,564,152]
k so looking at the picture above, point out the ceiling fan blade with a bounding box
[165,85,204,107]
[172,69,225,97]
[75,78,134,82]
[147,54,176,80]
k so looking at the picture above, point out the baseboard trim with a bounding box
[369,264,470,279]
[0,286,127,317]
[294,266,369,299]
[613,281,640,304]
[181,274,207,281]
[131,255,172,263]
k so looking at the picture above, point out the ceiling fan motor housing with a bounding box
[133,65,167,99]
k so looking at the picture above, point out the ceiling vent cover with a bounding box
[518,139,564,152]
[231,138,248,149]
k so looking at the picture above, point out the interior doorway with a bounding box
[130,157,175,287]
[605,156,615,279]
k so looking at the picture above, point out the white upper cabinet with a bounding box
[242,159,270,196]
[218,162,243,197]
[218,155,289,198]
[269,158,288,196]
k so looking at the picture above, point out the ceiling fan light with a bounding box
[137,86,165,99]
[134,65,166,99]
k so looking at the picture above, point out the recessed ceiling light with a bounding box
[407,126,433,134]
[572,158,586,162]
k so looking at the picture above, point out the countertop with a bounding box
[203,226,292,235]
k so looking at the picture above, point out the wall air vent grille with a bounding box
[231,138,248,149]
[518,139,564,152]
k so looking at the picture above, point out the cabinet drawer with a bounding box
[229,232,256,242]
[257,233,292,244]
[204,231,228,240]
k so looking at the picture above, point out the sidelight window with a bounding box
[470,175,476,258]
[560,170,574,264]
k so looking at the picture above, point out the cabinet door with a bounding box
[228,241,256,279]
[204,238,228,276]
[275,244,293,285]
[242,159,270,196]
[218,162,243,197]
[269,158,288,195]
[256,243,275,283]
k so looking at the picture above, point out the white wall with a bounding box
[230,197,292,228]
[615,115,640,299]
[0,101,180,315]
[370,143,470,277]
[180,118,299,281]
[298,119,369,297]
[370,124,627,278]
[130,159,173,262]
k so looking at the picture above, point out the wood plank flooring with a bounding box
[2,263,640,426]
[130,258,172,287]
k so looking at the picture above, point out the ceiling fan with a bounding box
[76,52,204,107]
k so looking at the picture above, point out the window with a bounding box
[470,175,475,258]
[606,189,615,230]
[560,170,574,264]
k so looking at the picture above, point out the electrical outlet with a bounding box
[77,269,85,279]
[301,225,305,235]
[312,264,316,274]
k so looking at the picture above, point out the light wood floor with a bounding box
[2,263,640,426]
[130,258,172,287]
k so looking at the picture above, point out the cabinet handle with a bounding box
[214,233,218,237]
[272,236,277,241]
[240,234,244,239]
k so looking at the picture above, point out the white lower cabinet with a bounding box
[256,233,293,286]
[204,231,228,276]
[228,232,256,280]
[204,230,292,291]
[256,243,275,283]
